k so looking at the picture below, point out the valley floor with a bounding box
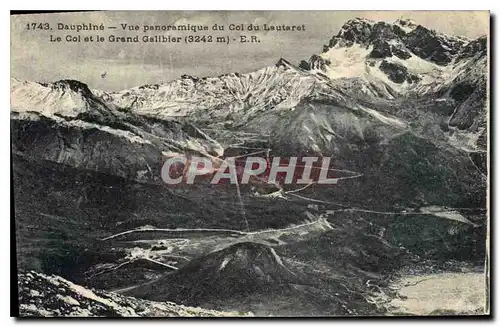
[388,271,487,315]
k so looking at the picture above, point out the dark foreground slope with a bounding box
[17,271,251,317]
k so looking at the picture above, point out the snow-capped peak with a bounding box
[275,57,295,69]
[294,17,485,100]
[10,79,104,118]
[323,18,468,65]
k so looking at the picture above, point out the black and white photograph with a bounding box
[10,10,490,317]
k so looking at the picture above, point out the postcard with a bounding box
[11,10,490,317]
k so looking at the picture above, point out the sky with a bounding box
[11,11,489,91]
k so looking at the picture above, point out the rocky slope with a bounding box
[17,271,251,317]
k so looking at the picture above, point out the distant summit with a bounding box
[322,18,468,65]
[50,79,94,97]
